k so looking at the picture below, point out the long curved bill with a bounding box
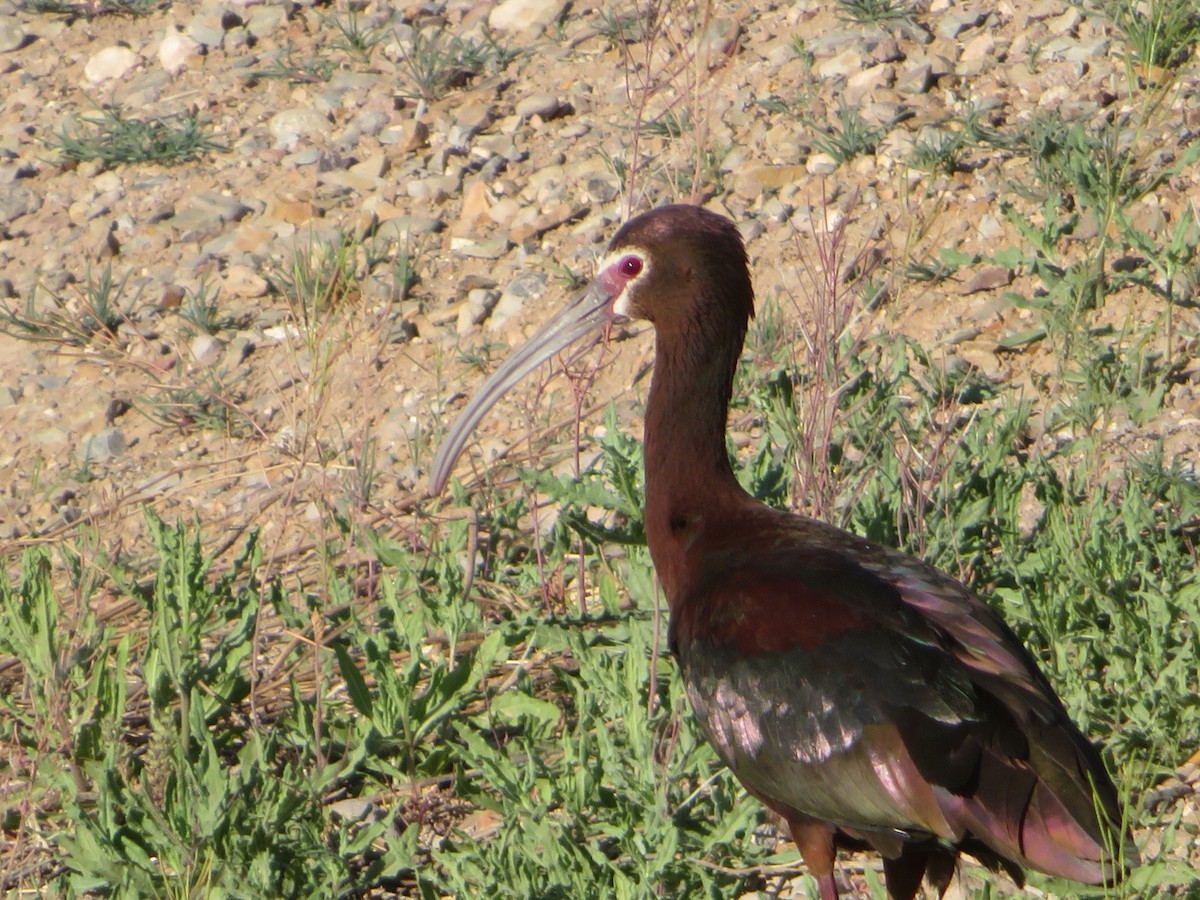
[427,279,618,495]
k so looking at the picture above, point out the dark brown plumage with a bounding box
[430,204,1138,898]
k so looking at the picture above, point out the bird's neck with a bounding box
[643,322,747,602]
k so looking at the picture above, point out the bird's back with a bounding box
[666,503,1136,886]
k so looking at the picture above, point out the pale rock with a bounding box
[379,119,429,151]
[268,107,331,149]
[488,196,522,226]
[897,63,934,94]
[246,4,288,37]
[960,32,998,62]
[0,15,29,53]
[961,266,1013,294]
[224,334,256,367]
[81,427,128,463]
[159,31,202,76]
[488,0,568,35]
[817,48,863,80]
[224,264,269,298]
[1047,6,1081,34]
[0,185,42,225]
[190,334,226,368]
[457,289,501,333]
[450,237,509,259]
[733,164,807,198]
[515,93,569,120]
[936,8,987,39]
[454,179,494,237]
[84,46,140,84]
[350,153,389,179]
[806,152,839,176]
[488,271,547,331]
[846,63,895,101]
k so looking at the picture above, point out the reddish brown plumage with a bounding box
[430,204,1139,898]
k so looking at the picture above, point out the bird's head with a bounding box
[599,204,754,333]
[427,204,754,494]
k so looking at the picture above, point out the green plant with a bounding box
[791,34,815,65]
[49,107,225,168]
[26,0,166,17]
[175,277,233,334]
[139,373,256,437]
[835,0,913,24]
[910,128,965,175]
[396,27,516,101]
[0,264,137,346]
[323,6,388,62]
[1101,0,1200,69]
[592,7,642,46]
[812,101,888,164]
[253,41,337,84]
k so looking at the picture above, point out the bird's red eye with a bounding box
[620,256,643,278]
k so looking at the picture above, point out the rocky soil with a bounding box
[1,0,1198,889]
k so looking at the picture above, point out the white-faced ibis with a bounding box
[429,205,1138,898]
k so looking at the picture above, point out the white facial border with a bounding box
[598,245,652,318]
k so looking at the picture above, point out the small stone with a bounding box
[868,35,903,64]
[349,153,388,179]
[246,5,288,38]
[806,152,839,176]
[961,266,1013,294]
[379,119,428,151]
[817,48,863,80]
[81,427,128,463]
[846,63,895,100]
[897,63,934,95]
[84,46,140,84]
[450,237,510,259]
[32,427,70,449]
[700,16,741,58]
[515,94,570,120]
[488,0,568,35]
[265,198,314,225]
[224,334,256,366]
[960,33,997,62]
[159,31,202,76]
[0,15,30,53]
[457,288,501,333]
[89,219,120,259]
[190,333,226,367]
[976,214,1003,240]
[0,184,41,225]
[733,164,807,198]
[224,264,269,298]
[1047,6,1081,34]
[268,107,331,149]
[487,271,547,330]
[936,8,987,39]
[187,13,227,49]
[160,285,186,309]
[454,179,494,237]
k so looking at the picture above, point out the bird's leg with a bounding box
[788,819,839,900]
[924,849,956,897]
[881,847,930,900]
[881,845,957,900]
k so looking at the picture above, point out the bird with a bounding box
[428,204,1138,899]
